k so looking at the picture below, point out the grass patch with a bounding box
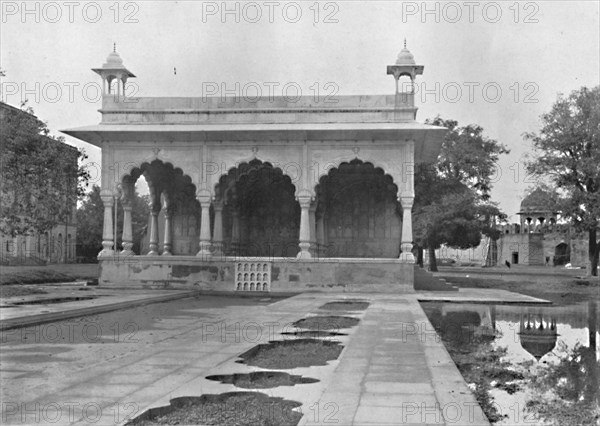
[0,270,75,285]
[126,392,302,426]
[320,301,369,311]
[237,339,343,369]
[0,285,47,298]
[206,372,318,389]
[291,316,359,331]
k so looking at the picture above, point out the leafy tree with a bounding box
[0,103,89,237]
[76,185,151,260]
[525,86,600,276]
[414,117,509,271]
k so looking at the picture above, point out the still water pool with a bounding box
[421,301,599,425]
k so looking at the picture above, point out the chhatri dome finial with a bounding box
[113,42,116,53]
[396,39,416,66]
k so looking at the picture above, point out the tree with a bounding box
[0,103,89,237]
[76,185,151,261]
[414,117,509,271]
[525,86,600,276]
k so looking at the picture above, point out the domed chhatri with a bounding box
[387,39,424,100]
[520,188,556,213]
[104,51,124,68]
[92,43,136,96]
[396,39,416,65]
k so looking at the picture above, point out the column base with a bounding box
[98,249,114,258]
[120,242,134,257]
[147,243,159,256]
[212,242,223,257]
[296,242,312,259]
[196,241,212,259]
[98,241,114,257]
[399,253,415,263]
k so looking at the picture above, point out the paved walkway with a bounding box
[0,287,549,425]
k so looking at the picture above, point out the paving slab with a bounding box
[416,288,551,304]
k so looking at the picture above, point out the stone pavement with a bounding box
[0,288,549,425]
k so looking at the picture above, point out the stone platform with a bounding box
[99,256,414,293]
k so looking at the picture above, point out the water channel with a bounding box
[421,301,599,425]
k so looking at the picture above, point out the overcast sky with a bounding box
[1,1,599,220]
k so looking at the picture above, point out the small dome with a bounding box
[520,188,555,213]
[396,47,416,65]
[103,50,124,68]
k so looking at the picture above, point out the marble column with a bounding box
[147,208,160,255]
[212,202,224,256]
[399,196,415,263]
[309,202,317,256]
[98,193,115,257]
[121,202,134,255]
[162,209,173,256]
[196,197,212,258]
[231,209,240,254]
[297,195,312,259]
[316,212,326,257]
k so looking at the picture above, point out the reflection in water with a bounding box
[519,311,558,361]
[421,301,600,425]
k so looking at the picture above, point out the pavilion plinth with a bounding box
[98,256,414,293]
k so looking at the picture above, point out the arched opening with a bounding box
[554,242,570,266]
[214,159,299,257]
[123,160,198,255]
[315,159,400,258]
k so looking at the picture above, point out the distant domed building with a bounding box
[496,189,589,267]
[432,189,590,267]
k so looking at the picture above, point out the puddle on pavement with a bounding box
[291,315,360,331]
[319,300,370,311]
[206,371,319,388]
[125,392,302,426]
[280,330,347,337]
[236,338,344,369]
[420,301,600,425]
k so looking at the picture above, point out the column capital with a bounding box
[297,197,312,209]
[100,191,116,205]
[213,200,224,212]
[400,195,414,209]
[196,188,212,204]
[296,188,314,199]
